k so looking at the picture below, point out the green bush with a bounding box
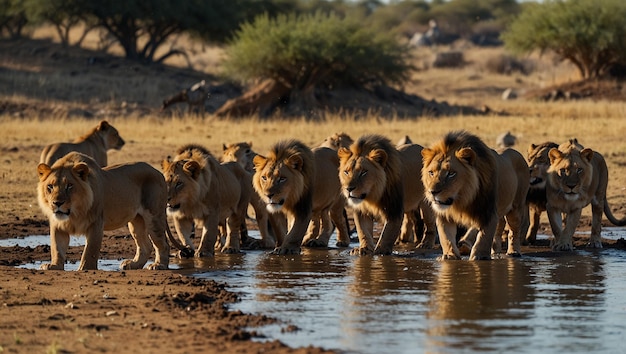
[222,11,414,91]
[502,0,626,79]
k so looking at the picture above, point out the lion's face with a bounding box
[320,133,354,151]
[37,162,93,223]
[253,154,305,213]
[222,142,255,173]
[548,148,593,202]
[527,143,556,190]
[97,121,125,151]
[421,147,479,213]
[161,159,205,214]
[337,148,387,207]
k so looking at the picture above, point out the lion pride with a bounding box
[253,140,350,254]
[421,131,530,260]
[337,134,436,255]
[162,144,251,257]
[546,139,626,251]
[40,120,125,167]
[37,152,184,270]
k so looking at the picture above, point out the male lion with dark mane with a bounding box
[546,139,626,251]
[40,120,125,167]
[37,152,184,270]
[421,131,529,260]
[162,144,251,257]
[338,134,436,255]
[253,140,349,254]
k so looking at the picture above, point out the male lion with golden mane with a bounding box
[40,120,125,167]
[525,142,558,244]
[338,134,436,255]
[162,144,251,257]
[253,140,350,254]
[37,152,185,270]
[546,139,626,251]
[421,131,529,260]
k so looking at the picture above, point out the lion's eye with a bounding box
[428,171,434,177]
[65,183,73,191]
[359,170,367,177]
[447,171,456,179]
[261,175,267,182]
[577,168,583,174]
[175,181,183,189]
[47,184,54,193]
[278,177,286,183]
[343,170,349,176]
[560,168,567,175]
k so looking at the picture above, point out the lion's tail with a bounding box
[165,224,194,258]
[604,200,626,226]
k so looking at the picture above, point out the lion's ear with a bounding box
[37,163,52,181]
[286,154,304,171]
[97,120,110,131]
[580,148,594,163]
[183,160,201,179]
[421,147,434,163]
[73,162,90,181]
[161,158,172,171]
[337,147,352,162]
[528,144,537,156]
[222,143,228,151]
[253,154,267,171]
[548,148,562,165]
[248,141,253,147]
[456,147,476,166]
[368,149,387,167]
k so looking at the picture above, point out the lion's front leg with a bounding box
[173,216,195,256]
[350,211,375,255]
[470,217,497,260]
[196,218,218,257]
[78,225,104,270]
[375,217,402,255]
[221,215,242,254]
[553,209,581,252]
[588,199,604,248]
[273,213,309,255]
[437,219,460,260]
[546,204,564,249]
[40,229,70,270]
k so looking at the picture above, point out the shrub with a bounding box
[222,11,414,91]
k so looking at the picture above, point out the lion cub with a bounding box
[40,120,125,167]
[37,152,177,270]
[162,144,252,257]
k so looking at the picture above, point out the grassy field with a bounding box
[1,26,625,233]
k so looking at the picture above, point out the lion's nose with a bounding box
[53,200,64,207]
[346,186,355,193]
[266,193,274,199]
[430,189,441,196]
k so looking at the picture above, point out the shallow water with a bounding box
[7,230,626,353]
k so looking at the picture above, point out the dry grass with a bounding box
[1,27,625,232]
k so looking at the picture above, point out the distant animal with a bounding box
[40,120,125,167]
[421,130,529,260]
[396,135,413,147]
[496,131,517,149]
[37,152,188,270]
[546,139,626,251]
[162,144,251,257]
[525,142,559,244]
[337,134,436,255]
[319,132,354,150]
[161,80,209,116]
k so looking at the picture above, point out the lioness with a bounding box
[525,142,559,244]
[421,131,530,260]
[338,134,436,255]
[162,144,251,257]
[222,141,284,248]
[546,139,626,251]
[253,140,350,254]
[37,152,180,270]
[40,120,125,167]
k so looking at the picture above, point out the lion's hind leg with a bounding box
[121,216,157,270]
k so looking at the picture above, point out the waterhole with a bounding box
[5,229,626,353]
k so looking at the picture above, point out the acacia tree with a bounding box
[502,0,626,79]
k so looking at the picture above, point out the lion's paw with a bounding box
[374,247,393,255]
[304,239,328,248]
[416,241,435,249]
[586,241,603,249]
[439,254,461,261]
[271,247,301,255]
[146,262,168,270]
[457,241,472,255]
[350,247,373,256]
[39,263,64,270]
[195,249,214,258]
[506,251,522,258]
[120,260,142,270]
[552,242,574,252]
[335,241,350,248]
[221,247,241,254]
[177,247,194,259]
